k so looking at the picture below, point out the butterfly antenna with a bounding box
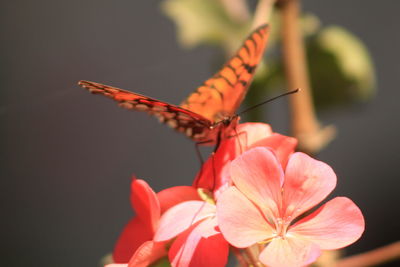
[238,88,300,116]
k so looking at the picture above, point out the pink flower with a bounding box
[154,200,229,267]
[112,178,200,265]
[147,124,294,267]
[194,123,297,197]
[147,123,297,267]
[217,147,365,267]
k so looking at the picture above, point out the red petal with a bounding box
[128,241,167,267]
[217,187,274,247]
[192,149,231,193]
[230,147,283,219]
[113,217,153,263]
[193,123,273,192]
[157,186,200,214]
[259,237,321,267]
[154,201,216,242]
[289,197,365,249]
[282,153,336,219]
[130,179,160,233]
[169,218,229,267]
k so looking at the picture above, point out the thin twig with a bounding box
[279,0,335,154]
[336,241,400,267]
[219,0,250,23]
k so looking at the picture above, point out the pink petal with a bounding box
[235,123,273,147]
[130,178,160,233]
[169,218,229,267]
[157,186,200,214]
[289,197,365,249]
[215,123,274,163]
[230,147,283,218]
[217,187,274,247]
[154,201,216,242]
[250,133,297,168]
[128,241,167,267]
[282,152,337,219]
[113,217,153,263]
[259,237,321,267]
[106,264,127,267]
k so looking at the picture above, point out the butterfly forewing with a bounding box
[180,24,269,122]
[79,80,213,141]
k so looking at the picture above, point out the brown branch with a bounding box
[279,0,335,154]
[336,241,400,267]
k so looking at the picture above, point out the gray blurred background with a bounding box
[1,0,399,266]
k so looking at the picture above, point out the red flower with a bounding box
[112,178,200,265]
[194,123,297,197]
[217,147,365,267]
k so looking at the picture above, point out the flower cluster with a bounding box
[107,123,364,267]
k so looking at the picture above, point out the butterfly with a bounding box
[79,24,269,147]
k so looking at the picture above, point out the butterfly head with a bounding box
[211,115,240,140]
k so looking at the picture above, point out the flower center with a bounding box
[274,217,291,239]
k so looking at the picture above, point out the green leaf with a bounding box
[307,26,376,109]
[161,0,249,51]
[99,253,113,266]
[151,257,171,267]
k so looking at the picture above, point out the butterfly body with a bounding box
[79,24,269,146]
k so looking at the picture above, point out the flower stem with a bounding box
[252,0,276,29]
[279,0,335,154]
[231,247,248,267]
[337,241,400,267]
[244,245,264,267]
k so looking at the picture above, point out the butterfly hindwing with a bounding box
[79,80,213,141]
[180,24,269,122]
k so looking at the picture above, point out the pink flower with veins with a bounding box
[195,122,297,197]
[110,178,200,266]
[217,147,365,267]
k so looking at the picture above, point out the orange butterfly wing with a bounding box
[78,80,213,141]
[180,24,270,122]
[79,24,269,144]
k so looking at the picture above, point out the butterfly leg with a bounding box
[194,140,213,166]
[207,133,223,192]
[193,139,214,190]
[210,151,218,192]
[213,131,223,153]
[228,128,248,154]
[194,150,217,193]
